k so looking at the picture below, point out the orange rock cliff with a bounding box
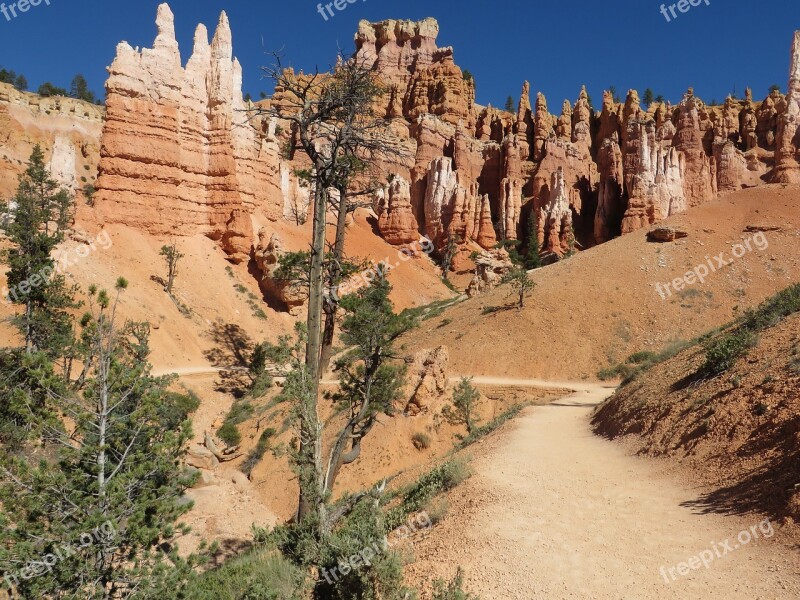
[2,4,800,262]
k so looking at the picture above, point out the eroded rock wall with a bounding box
[93,4,286,262]
[12,6,796,264]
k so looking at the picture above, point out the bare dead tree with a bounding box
[257,52,410,524]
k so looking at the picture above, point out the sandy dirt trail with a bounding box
[408,385,800,599]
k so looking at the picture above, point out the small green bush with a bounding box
[387,458,472,529]
[185,550,306,599]
[742,283,800,331]
[412,432,432,450]
[217,421,242,447]
[598,340,692,384]
[626,351,658,364]
[217,401,255,446]
[432,568,479,599]
[701,330,756,376]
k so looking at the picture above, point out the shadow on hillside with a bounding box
[680,413,800,522]
[203,321,254,398]
[482,303,519,315]
[670,369,707,392]
[207,538,254,568]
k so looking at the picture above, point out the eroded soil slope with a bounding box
[405,184,800,380]
[592,311,800,524]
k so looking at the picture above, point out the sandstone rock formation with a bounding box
[355,18,475,127]
[253,229,306,315]
[93,4,287,262]
[16,8,795,269]
[406,346,449,415]
[647,226,689,243]
[774,31,800,183]
[620,120,686,233]
[539,167,574,255]
[0,82,103,201]
[375,175,419,244]
[466,248,514,297]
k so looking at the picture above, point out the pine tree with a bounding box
[37,82,68,97]
[643,88,654,106]
[502,266,536,310]
[13,74,27,92]
[1,145,78,357]
[443,377,481,434]
[0,280,199,599]
[327,277,411,496]
[523,216,542,270]
[70,74,95,103]
[504,95,515,112]
[159,242,184,296]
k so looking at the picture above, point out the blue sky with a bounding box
[0,0,797,107]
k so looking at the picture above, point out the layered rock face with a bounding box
[46,9,800,266]
[374,175,419,245]
[367,24,800,257]
[359,20,525,251]
[540,167,574,254]
[774,31,800,183]
[0,82,103,202]
[93,4,285,262]
[405,346,449,415]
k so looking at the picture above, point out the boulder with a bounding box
[647,226,689,242]
[406,346,449,415]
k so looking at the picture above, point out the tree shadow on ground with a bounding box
[207,538,254,568]
[482,302,518,315]
[203,321,254,398]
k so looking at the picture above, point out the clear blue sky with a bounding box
[0,0,797,107]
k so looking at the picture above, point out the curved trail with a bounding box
[160,366,798,597]
[154,365,612,392]
[407,386,800,599]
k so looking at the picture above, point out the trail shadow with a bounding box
[203,321,254,397]
[551,399,605,408]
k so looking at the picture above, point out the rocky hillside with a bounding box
[592,286,800,523]
[0,81,102,200]
[403,183,800,379]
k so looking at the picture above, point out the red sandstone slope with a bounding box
[0,211,453,373]
[591,310,800,524]
[403,184,800,380]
